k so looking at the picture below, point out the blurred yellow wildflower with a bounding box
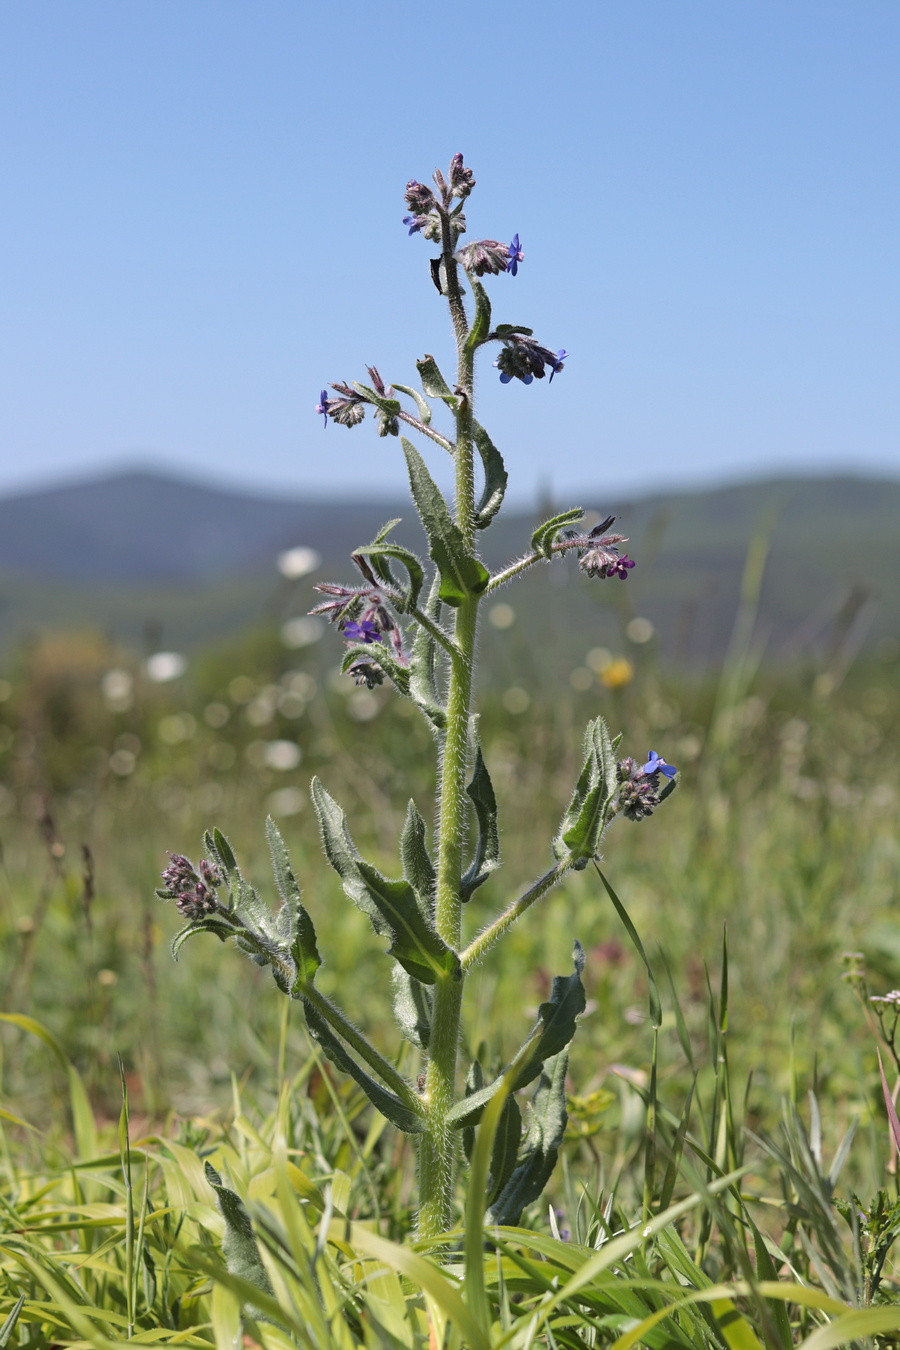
[601,657,634,689]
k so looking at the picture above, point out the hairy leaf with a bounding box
[461,743,500,901]
[310,778,458,984]
[531,507,584,559]
[391,966,432,1049]
[554,715,618,866]
[401,438,489,606]
[415,354,458,409]
[488,1096,522,1206]
[392,382,432,425]
[303,1000,424,1133]
[494,324,534,338]
[340,641,411,697]
[354,540,425,611]
[264,818,320,991]
[351,381,402,416]
[472,421,508,529]
[204,1162,274,1322]
[400,800,436,915]
[408,571,447,727]
[465,279,492,352]
[487,1052,569,1226]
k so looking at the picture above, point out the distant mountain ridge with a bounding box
[0,468,897,664]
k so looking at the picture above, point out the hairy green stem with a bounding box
[417,219,479,1239]
[459,860,571,971]
[395,409,455,454]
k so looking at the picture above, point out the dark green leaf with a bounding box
[465,279,492,352]
[310,778,458,984]
[488,1097,522,1205]
[400,800,436,914]
[472,421,508,529]
[461,743,500,901]
[351,381,402,416]
[401,438,490,607]
[448,944,585,1128]
[0,1296,25,1348]
[392,383,432,425]
[391,966,432,1049]
[487,1052,569,1226]
[204,827,238,879]
[462,1059,484,1160]
[555,716,618,865]
[354,540,425,611]
[264,817,320,992]
[302,1000,424,1133]
[531,507,584,559]
[204,1162,274,1322]
[171,921,232,959]
[415,355,458,409]
[494,324,533,338]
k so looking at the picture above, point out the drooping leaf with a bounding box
[416,354,459,409]
[400,800,436,915]
[354,540,425,611]
[204,1162,275,1323]
[464,279,492,352]
[302,1000,424,1133]
[487,1052,569,1226]
[472,420,507,529]
[530,507,585,559]
[401,438,490,607]
[391,966,432,1049]
[494,324,534,338]
[171,920,232,958]
[310,778,458,984]
[461,743,500,901]
[393,382,432,425]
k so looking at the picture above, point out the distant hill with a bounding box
[0,468,897,666]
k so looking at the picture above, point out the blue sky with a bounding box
[2,0,898,505]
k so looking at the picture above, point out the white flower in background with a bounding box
[145,652,187,682]
[278,546,321,579]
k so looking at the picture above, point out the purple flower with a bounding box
[506,234,524,275]
[608,555,635,579]
[548,350,569,383]
[315,390,329,427]
[403,214,428,235]
[641,751,677,779]
[343,618,382,644]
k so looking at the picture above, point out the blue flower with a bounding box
[315,390,329,427]
[641,751,676,779]
[343,618,382,644]
[548,350,569,383]
[403,214,427,235]
[506,233,524,275]
[493,360,533,385]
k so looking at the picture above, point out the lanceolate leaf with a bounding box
[391,965,432,1049]
[264,816,320,989]
[409,572,447,727]
[465,279,492,352]
[487,1052,569,1226]
[461,744,501,901]
[531,507,584,559]
[310,778,458,984]
[400,800,436,915]
[416,354,459,409]
[171,921,232,958]
[303,1000,424,1134]
[555,716,618,866]
[448,944,585,1128]
[392,382,432,425]
[472,421,508,529]
[354,540,425,611]
[203,1162,275,1322]
[488,1097,522,1206]
[401,438,490,607]
[204,828,238,883]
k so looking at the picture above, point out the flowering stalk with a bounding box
[155,154,678,1244]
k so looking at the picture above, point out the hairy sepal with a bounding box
[401,438,489,607]
[310,777,459,984]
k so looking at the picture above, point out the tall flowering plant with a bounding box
[156,155,677,1239]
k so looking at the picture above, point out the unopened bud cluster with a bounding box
[615,752,678,822]
[310,553,408,688]
[160,853,223,919]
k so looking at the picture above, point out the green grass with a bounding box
[2,622,900,1345]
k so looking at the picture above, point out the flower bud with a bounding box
[449,153,475,199]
